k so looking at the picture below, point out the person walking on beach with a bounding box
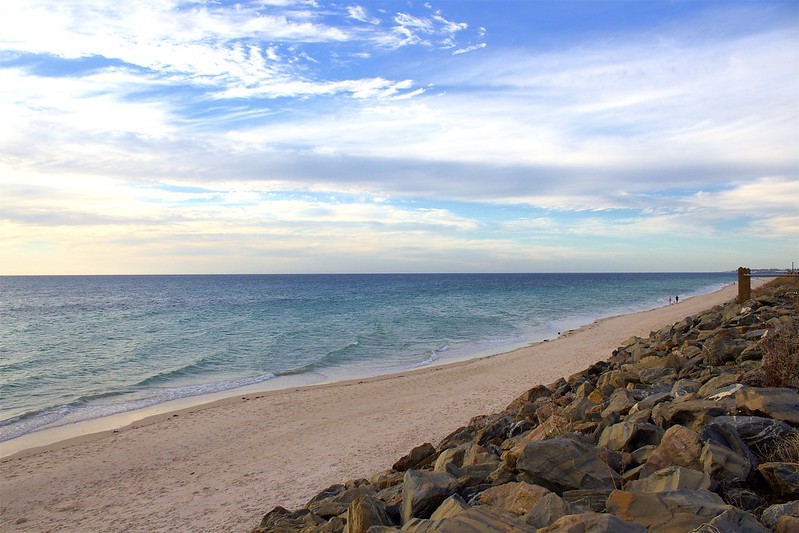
[669,296,673,305]
[675,295,679,303]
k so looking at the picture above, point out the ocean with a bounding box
[0,272,735,442]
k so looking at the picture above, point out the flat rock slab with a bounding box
[516,438,620,493]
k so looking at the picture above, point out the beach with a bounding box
[0,283,747,532]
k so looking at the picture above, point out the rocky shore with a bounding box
[251,278,799,533]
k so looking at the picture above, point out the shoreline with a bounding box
[0,282,757,531]
[0,280,732,459]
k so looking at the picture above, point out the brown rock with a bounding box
[735,387,799,425]
[758,462,799,501]
[641,425,704,477]
[478,481,551,515]
[777,516,799,533]
[624,466,712,493]
[537,512,646,532]
[598,421,663,453]
[252,506,325,532]
[429,494,468,520]
[393,443,437,472]
[506,384,552,412]
[606,489,729,531]
[433,447,465,473]
[345,494,392,533]
[523,492,574,528]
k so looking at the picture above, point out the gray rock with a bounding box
[761,501,799,530]
[711,415,797,459]
[601,389,636,419]
[401,470,459,523]
[701,440,751,481]
[736,387,799,425]
[562,489,614,512]
[516,438,620,493]
[651,398,731,430]
[758,462,799,501]
[690,507,770,533]
[523,492,574,528]
[702,332,744,365]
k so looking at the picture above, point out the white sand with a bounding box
[0,284,748,531]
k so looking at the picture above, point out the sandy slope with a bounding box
[0,283,747,532]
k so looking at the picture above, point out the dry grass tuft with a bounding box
[764,432,799,463]
[759,333,799,388]
[753,276,799,304]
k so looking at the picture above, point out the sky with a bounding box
[0,0,797,275]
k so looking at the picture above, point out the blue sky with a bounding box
[0,0,797,274]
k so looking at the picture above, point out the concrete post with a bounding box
[737,267,751,303]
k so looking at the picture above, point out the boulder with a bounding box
[429,494,468,520]
[651,399,730,430]
[536,512,646,532]
[308,484,375,518]
[624,466,712,493]
[505,384,552,412]
[515,438,620,494]
[757,462,799,501]
[523,492,574,529]
[633,391,672,411]
[641,425,704,477]
[735,387,799,425]
[777,516,799,533]
[393,443,437,472]
[597,370,640,395]
[698,373,743,397]
[605,489,729,532]
[711,416,797,459]
[601,389,637,419]
[598,421,663,453]
[401,470,459,523]
[761,501,799,530]
[345,494,392,533]
[252,506,325,532]
[478,481,550,516]
[701,332,744,365]
[701,440,751,481]
[402,506,535,532]
[562,489,614,512]
[433,447,465,473]
[690,507,770,533]
[702,420,759,468]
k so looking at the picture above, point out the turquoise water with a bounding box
[0,273,734,441]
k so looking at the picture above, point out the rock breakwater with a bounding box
[252,279,799,532]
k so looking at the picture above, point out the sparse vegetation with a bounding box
[765,432,799,464]
[759,333,799,389]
